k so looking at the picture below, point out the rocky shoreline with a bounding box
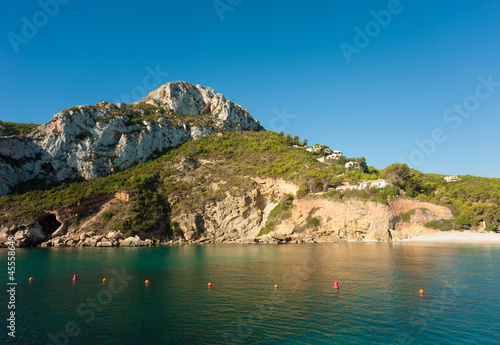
[4,229,498,248]
[1,230,351,248]
[1,195,456,248]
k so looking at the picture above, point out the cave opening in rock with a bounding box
[37,213,62,235]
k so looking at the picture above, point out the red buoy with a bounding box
[334,281,339,289]
[73,274,78,280]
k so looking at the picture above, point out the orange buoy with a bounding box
[103,278,107,283]
[145,280,150,285]
[208,282,212,287]
[274,284,278,289]
[419,289,424,294]
[29,277,33,282]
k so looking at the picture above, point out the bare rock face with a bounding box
[17,226,46,246]
[140,81,262,132]
[273,198,398,241]
[0,81,263,196]
[172,180,291,243]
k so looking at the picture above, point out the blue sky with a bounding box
[1,0,499,177]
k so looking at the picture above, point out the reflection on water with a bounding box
[1,243,499,344]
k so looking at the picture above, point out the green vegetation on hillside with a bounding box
[380,163,500,230]
[0,130,371,234]
[0,130,498,235]
[0,120,39,136]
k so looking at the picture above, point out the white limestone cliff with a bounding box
[0,81,263,196]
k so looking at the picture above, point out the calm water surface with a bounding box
[1,243,499,344]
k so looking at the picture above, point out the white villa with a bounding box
[358,179,392,189]
[345,161,359,169]
[317,150,343,164]
[326,150,343,159]
[444,176,461,182]
[334,179,392,192]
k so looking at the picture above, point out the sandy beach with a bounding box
[400,230,500,243]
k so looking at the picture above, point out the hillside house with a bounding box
[323,151,343,160]
[329,150,343,158]
[345,161,359,169]
[359,179,392,189]
[306,147,320,152]
[444,176,461,182]
[335,184,359,192]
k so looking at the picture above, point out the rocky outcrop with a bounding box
[0,177,455,247]
[264,197,454,242]
[389,198,454,220]
[0,81,263,196]
[0,190,454,248]
[273,198,399,242]
[171,178,296,243]
[169,186,454,244]
[140,81,262,132]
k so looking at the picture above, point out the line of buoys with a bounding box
[26,275,426,301]
[39,276,351,294]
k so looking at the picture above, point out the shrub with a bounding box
[258,194,294,236]
[401,209,416,223]
[296,185,308,198]
[102,211,113,222]
[307,217,320,228]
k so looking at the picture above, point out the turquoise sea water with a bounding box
[1,243,499,344]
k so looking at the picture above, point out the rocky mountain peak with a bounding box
[0,81,264,196]
[140,81,219,115]
[138,81,255,126]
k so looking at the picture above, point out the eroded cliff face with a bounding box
[171,191,454,244]
[172,178,300,243]
[273,199,398,242]
[0,81,263,196]
[0,173,454,247]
